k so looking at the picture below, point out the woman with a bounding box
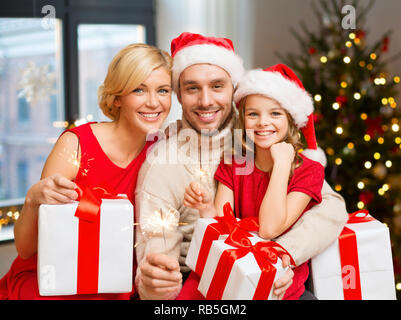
[0,43,173,300]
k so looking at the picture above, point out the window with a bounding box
[0,0,156,236]
[17,160,28,198]
[0,17,64,203]
[17,93,30,123]
[77,24,146,121]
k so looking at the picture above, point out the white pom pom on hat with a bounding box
[234,64,327,167]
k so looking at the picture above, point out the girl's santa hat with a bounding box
[234,64,327,167]
[170,32,245,92]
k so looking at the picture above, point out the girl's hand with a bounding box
[25,173,78,207]
[270,142,295,166]
[184,182,214,217]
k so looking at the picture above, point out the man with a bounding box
[134,32,348,300]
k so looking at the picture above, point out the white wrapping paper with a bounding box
[185,217,230,274]
[198,236,287,300]
[37,198,133,296]
[311,215,396,300]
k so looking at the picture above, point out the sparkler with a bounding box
[159,208,167,252]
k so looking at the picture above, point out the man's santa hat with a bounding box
[170,32,245,92]
[234,64,327,167]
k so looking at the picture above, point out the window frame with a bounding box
[0,0,156,240]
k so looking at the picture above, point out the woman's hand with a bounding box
[184,182,215,218]
[25,173,78,207]
[270,142,295,166]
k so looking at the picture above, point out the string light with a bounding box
[377,137,384,144]
[394,76,400,83]
[357,201,365,209]
[383,184,390,192]
[395,137,401,144]
[392,124,400,132]
[364,161,372,169]
[353,92,361,100]
[335,158,343,165]
[366,64,373,70]
[360,113,368,120]
[385,160,392,168]
[345,41,352,48]
[320,56,328,63]
[332,102,340,110]
[357,181,365,189]
[364,134,371,142]
[340,81,348,88]
[314,94,322,102]
[373,152,381,160]
[349,33,356,39]
[370,53,377,60]
[378,188,385,196]
[335,184,342,192]
[382,98,388,105]
[336,127,343,134]
[359,61,366,67]
[343,56,351,64]
[374,77,386,85]
[347,142,354,149]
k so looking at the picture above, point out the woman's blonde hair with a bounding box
[98,43,173,120]
[235,96,304,178]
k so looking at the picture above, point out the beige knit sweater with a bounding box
[135,110,348,296]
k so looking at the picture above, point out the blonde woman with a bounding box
[0,43,173,300]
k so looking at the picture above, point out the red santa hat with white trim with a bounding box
[234,64,327,167]
[170,32,245,92]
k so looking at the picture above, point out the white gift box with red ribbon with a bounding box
[197,228,292,300]
[311,210,396,300]
[185,217,230,276]
[37,187,133,296]
[186,203,260,278]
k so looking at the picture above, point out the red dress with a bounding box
[178,154,324,300]
[0,122,153,300]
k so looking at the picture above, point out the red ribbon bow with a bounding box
[205,226,295,300]
[195,203,259,276]
[339,210,375,300]
[74,184,126,294]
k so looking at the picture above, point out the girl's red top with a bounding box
[214,154,324,299]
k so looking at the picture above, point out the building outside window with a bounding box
[0,0,155,239]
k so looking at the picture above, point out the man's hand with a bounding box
[184,182,217,218]
[273,254,294,299]
[137,252,183,300]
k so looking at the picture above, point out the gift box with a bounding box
[185,203,259,277]
[311,210,396,300]
[37,186,134,296]
[197,227,292,300]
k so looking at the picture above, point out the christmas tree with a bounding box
[277,0,401,298]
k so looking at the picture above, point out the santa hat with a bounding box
[170,32,245,92]
[234,64,327,167]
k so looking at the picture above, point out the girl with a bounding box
[184,64,326,300]
[0,43,173,300]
